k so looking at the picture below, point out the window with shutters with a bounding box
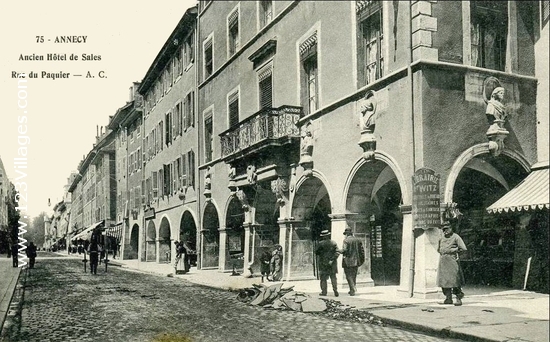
[159,121,163,151]
[187,150,196,188]
[228,90,239,128]
[187,92,195,128]
[184,31,195,69]
[470,1,507,71]
[171,162,177,194]
[174,48,182,79]
[300,33,318,115]
[228,7,240,56]
[357,0,383,87]
[258,63,273,109]
[183,154,187,188]
[204,114,213,163]
[204,35,213,79]
[152,171,158,198]
[163,164,171,197]
[165,112,172,145]
[259,1,273,28]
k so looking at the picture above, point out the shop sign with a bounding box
[412,168,441,229]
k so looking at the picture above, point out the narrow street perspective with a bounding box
[1,255,463,342]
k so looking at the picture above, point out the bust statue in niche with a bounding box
[485,87,507,134]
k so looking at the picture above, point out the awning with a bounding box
[487,162,549,214]
[105,223,123,242]
[71,221,104,241]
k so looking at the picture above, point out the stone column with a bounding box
[278,219,290,280]
[397,205,414,297]
[329,214,347,285]
[218,227,227,271]
[155,237,161,264]
[242,223,252,277]
[411,228,440,298]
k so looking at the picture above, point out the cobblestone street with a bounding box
[3,255,462,342]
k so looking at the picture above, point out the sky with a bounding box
[0,1,197,219]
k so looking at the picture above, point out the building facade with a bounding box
[137,6,199,266]
[58,1,548,296]
[196,0,547,297]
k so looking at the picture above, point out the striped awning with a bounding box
[105,223,123,242]
[71,220,104,241]
[486,162,549,214]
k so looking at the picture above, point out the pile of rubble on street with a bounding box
[236,283,383,325]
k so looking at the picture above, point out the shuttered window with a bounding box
[204,38,213,79]
[204,116,213,163]
[228,91,239,128]
[258,67,273,109]
[188,150,195,188]
[300,33,318,115]
[228,10,240,56]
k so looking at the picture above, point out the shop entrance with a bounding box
[452,154,528,288]
[345,160,403,286]
[290,176,332,279]
[202,202,220,269]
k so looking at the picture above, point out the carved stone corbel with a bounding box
[246,165,257,185]
[299,122,314,177]
[203,166,212,201]
[358,90,377,161]
[271,177,289,206]
[228,164,237,193]
[235,188,249,211]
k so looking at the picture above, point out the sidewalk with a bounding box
[106,257,549,342]
[0,259,22,334]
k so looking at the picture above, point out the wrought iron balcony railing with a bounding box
[220,105,302,159]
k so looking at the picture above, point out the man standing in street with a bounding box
[11,243,19,267]
[341,227,365,296]
[315,230,339,297]
[26,242,37,269]
[437,224,467,306]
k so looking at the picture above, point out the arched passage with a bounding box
[345,160,404,286]
[250,184,280,275]
[450,153,528,287]
[146,221,156,262]
[180,211,197,267]
[159,217,171,263]
[127,224,139,260]
[202,202,220,268]
[225,196,246,270]
[290,176,332,279]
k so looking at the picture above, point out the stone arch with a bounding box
[444,144,530,203]
[202,201,220,268]
[444,144,530,288]
[344,156,405,285]
[128,223,139,260]
[159,216,172,263]
[145,220,156,262]
[289,172,333,278]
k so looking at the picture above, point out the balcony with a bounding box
[220,105,302,162]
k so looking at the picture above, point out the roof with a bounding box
[486,161,549,213]
[138,6,197,94]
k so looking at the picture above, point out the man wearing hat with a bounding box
[341,227,365,296]
[315,229,340,297]
[436,224,467,305]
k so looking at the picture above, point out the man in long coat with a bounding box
[437,224,467,306]
[341,227,365,296]
[315,230,339,297]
